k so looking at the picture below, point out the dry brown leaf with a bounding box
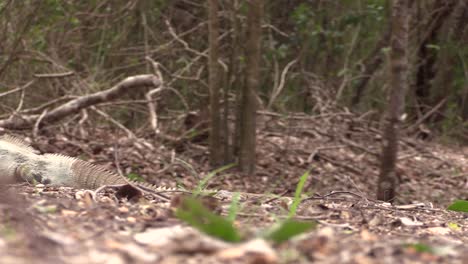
[216,239,277,264]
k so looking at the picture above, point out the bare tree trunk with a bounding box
[455,3,468,121]
[432,1,468,110]
[414,0,457,110]
[351,25,391,107]
[226,0,242,163]
[208,0,222,166]
[239,0,263,174]
[230,0,243,158]
[377,0,409,202]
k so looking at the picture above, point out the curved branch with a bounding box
[0,74,161,129]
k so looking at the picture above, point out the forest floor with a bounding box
[0,112,467,263]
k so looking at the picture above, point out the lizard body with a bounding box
[0,135,184,199]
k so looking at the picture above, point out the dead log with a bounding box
[0,74,161,129]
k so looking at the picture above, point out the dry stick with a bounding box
[90,106,136,139]
[0,74,160,129]
[163,22,231,87]
[405,96,447,132]
[171,67,205,81]
[146,57,191,111]
[32,109,48,140]
[336,24,361,101]
[77,109,88,137]
[267,59,298,108]
[319,153,363,176]
[113,143,124,176]
[303,191,370,202]
[145,58,194,143]
[145,88,162,134]
[339,137,380,157]
[262,23,289,37]
[166,19,208,58]
[0,80,35,98]
[15,89,26,112]
[17,96,76,115]
[145,56,164,135]
[149,22,207,54]
[33,72,74,78]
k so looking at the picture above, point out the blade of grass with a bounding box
[194,163,235,195]
[264,219,316,243]
[227,192,240,223]
[175,197,241,242]
[288,170,310,218]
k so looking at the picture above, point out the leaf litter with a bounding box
[0,112,467,263]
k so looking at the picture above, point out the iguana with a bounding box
[0,134,179,200]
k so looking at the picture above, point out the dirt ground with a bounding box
[0,112,467,263]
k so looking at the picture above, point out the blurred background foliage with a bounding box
[0,0,466,141]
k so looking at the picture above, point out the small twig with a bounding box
[306,145,346,163]
[268,59,298,108]
[165,86,190,110]
[146,88,163,134]
[262,23,289,37]
[405,97,448,132]
[263,190,289,204]
[145,56,164,82]
[339,137,379,157]
[33,72,74,78]
[0,80,35,98]
[336,24,361,101]
[77,109,89,138]
[165,20,208,58]
[90,106,136,139]
[303,190,372,203]
[319,153,363,175]
[32,109,48,140]
[145,57,165,135]
[18,95,76,115]
[15,89,26,112]
[112,143,124,176]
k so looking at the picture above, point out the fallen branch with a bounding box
[0,80,35,98]
[33,71,74,78]
[0,74,161,129]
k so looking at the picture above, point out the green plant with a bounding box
[175,197,242,243]
[175,170,316,244]
[227,192,240,223]
[404,243,434,253]
[263,219,316,243]
[288,170,310,218]
[194,163,235,195]
[126,172,144,182]
[447,200,468,213]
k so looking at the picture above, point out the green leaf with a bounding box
[425,44,440,50]
[227,192,240,223]
[175,197,241,242]
[289,170,310,218]
[404,243,433,253]
[264,219,316,243]
[447,200,468,212]
[126,173,144,182]
[194,163,235,195]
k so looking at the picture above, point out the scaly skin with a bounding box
[0,135,182,199]
[0,135,39,184]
